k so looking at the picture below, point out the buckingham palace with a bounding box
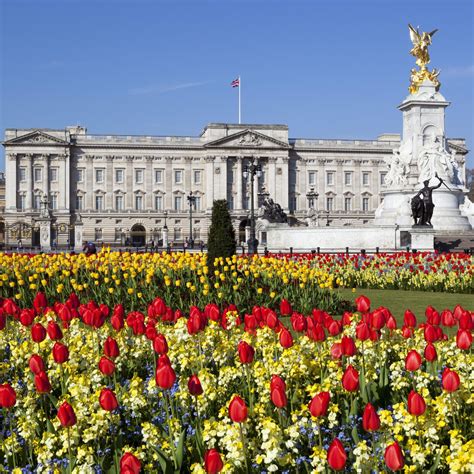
[2,122,468,250]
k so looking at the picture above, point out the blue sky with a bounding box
[1,0,473,170]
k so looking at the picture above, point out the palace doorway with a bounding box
[130,224,146,247]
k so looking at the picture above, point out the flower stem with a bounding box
[239,423,250,473]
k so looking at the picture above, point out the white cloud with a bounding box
[129,80,213,96]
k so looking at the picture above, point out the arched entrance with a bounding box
[130,224,146,247]
[239,219,250,245]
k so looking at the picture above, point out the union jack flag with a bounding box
[231,77,240,88]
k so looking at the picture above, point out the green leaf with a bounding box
[152,446,174,474]
[351,425,360,444]
[175,429,187,470]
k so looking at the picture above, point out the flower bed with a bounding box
[0,287,473,472]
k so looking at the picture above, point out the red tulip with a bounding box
[327,438,347,470]
[153,334,168,354]
[270,376,287,408]
[204,448,224,473]
[342,365,359,392]
[291,312,307,332]
[155,363,176,390]
[228,396,248,423]
[31,323,47,343]
[279,328,293,348]
[280,299,292,316]
[57,402,77,427]
[47,320,63,341]
[442,368,460,392]
[355,322,371,341]
[266,310,279,329]
[120,452,141,474]
[407,390,426,416]
[33,291,48,314]
[52,342,69,364]
[405,350,422,371]
[20,309,35,326]
[456,329,472,350]
[0,383,16,408]
[237,340,255,364]
[99,356,116,376]
[424,343,437,362]
[331,342,342,360]
[385,441,404,471]
[0,313,5,331]
[34,371,52,393]
[308,392,330,417]
[362,403,380,431]
[403,310,417,328]
[99,388,119,411]
[104,337,120,358]
[371,309,386,330]
[29,354,46,374]
[386,314,397,330]
[188,375,204,396]
[441,310,455,327]
[2,298,19,316]
[341,336,357,356]
[424,323,437,343]
[355,295,370,313]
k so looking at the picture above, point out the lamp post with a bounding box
[243,158,262,255]
[187,191,197,249]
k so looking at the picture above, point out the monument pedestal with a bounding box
[74,222,83,252]
[38,219,51,252]
[410,227,435,251]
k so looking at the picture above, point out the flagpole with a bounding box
[238,75,241,124]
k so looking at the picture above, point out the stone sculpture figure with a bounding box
[411,175,443,226]
[259,197,288,223]
[418,136,456,185]
[384,145,411,186]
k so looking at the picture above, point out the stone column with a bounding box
[216,156,227,200]
[277,156,289,210]
[106,156,114,210]
[335,159,344,211]
[85,156,94,210]
[24,154,33,210]
[6,153,17,211]
[235,157,242,210]
[42,154,50,202]
[354,161,361,210]
[145,156,153,209]
[267,157,277,201]
[253,158,259,209]
[205,156,214,210]
[64,152,71,211]
[185,156,193,192]
[165,157,173,210]
[299,158,307,211]
[126,156,134,210]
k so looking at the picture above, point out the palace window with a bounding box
[115,195,124,210]
[174,228,182,240]
[50,168,58,182]
[174,196,182,211]
[344,197,352,211]
[362,197,369,212]
[76,195,83,210]
[193,170,202,184]
[174,170,183,184]
[34,194,41,209]
[308,171,316,186]
[95,195,104,210]
[95,228,102,241]
[194,197,201,211]
[50,195,58,210]
[115,169,124,183]
[362,172,370,186]
[18,194,26,210]
[135,169,144,184]
[155,195,163,210]
[19,167,26,182]
[77,169,84,182]
[326,197,333,211]
[380,172,387,185]
[95,169,104,183]
[115,228,122,242]
[34,168,42,182]
[135,195,143,210]
[326,172,334,185]
[155,169,163,184]
[344,172,352,186]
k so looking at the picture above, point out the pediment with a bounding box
[204,129,289,149]
[4,130,69,146]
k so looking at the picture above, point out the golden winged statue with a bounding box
[408,24,441,94]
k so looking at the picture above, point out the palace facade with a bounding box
[2,123,468,249]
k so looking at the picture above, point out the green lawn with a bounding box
[333,288,473,323]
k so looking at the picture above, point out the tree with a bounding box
[207,200,236,269]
